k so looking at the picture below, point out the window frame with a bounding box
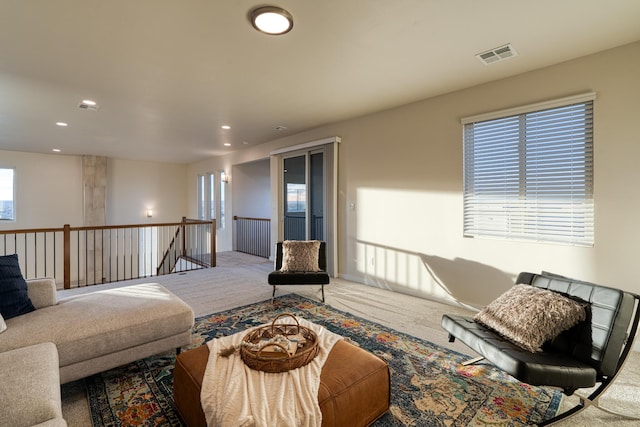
[0,167,16,222]
[218,170,225,230]
[196,171,225,229]
[461,93,595,247]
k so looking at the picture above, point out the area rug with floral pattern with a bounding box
[86,294,561,426]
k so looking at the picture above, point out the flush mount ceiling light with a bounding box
[250,6,293,35]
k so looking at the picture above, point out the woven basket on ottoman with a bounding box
[240,313,319,373]
[174,340,390,427]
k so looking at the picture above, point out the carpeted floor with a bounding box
[85,294,561,426]
[60,251,640,426]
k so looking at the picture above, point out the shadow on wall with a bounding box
[356,240,515,309]
[420,255,515,307]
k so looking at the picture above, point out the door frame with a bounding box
[270,136,340,276]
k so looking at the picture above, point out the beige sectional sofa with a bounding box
[0,278,195,426]
[0,342,66,427]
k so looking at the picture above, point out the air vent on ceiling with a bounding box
[476,44,518,65]
[78,100,99,111]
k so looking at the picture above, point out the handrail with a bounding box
[157,224,183,276]
[156,218,217,275]
[0,227,63,234]
[0,218,216,289]
[234,216,270,258]
[186,217,217,267]
[233,216,270,222]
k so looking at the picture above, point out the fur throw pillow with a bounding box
[474,284,587,352]
[280,240,321,272]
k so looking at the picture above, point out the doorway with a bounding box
[271,137,339,276]
[283,151,324,241]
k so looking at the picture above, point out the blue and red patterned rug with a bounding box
[86,294,561,426]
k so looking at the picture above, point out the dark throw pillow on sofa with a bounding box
[0,254,36,320]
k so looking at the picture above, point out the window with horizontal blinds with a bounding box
[463,99,594,246]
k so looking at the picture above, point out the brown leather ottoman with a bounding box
[174,340,390,427]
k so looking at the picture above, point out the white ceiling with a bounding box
[1,0,639,163]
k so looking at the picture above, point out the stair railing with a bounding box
[0,218,216,289]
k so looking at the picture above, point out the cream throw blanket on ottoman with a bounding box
[201,317,343,427]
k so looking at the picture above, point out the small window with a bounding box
[219,171,226,229]
[197,173,218,223]
[197,174,206,220]
[0,168,15,221]
[209,174,216,221]
[462,94,594,246]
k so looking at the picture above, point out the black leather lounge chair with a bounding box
[268,241,330,303]
[442,271,640,425]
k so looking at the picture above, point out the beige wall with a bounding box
[106,158,188,224]
[0,151,187,229]
[0,151,83,228]
[232,160,270,220]
[191,41,640,308]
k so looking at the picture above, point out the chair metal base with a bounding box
[456,340,640,425]
[461,356,485,366]
[539,378,640,425]
[271,285,325,303]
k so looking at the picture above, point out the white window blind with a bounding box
[463,97,594,246]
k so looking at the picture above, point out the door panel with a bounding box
[283,155,306,240]
[282,151,324,241]
[309,152,324,240]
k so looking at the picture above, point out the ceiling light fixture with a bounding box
[221,125,231,130]
[52,149,61,152]
[224,143,231,147]
[250,6,293,35]
[55,122,68,127]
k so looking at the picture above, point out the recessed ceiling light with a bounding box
[221,125,231,130]
[55,122,68,127]
[52,149,61,153]
[224,143,231,147]
[82,99,96,106]
[250,6,293,35]
[243,141,249,145]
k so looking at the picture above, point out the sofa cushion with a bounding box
[0,342,66,427]
[280,240,321,272]
[474,284,587,352]
[27,277,58,309]
[0,254,36,320]
[0,283,194,367]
